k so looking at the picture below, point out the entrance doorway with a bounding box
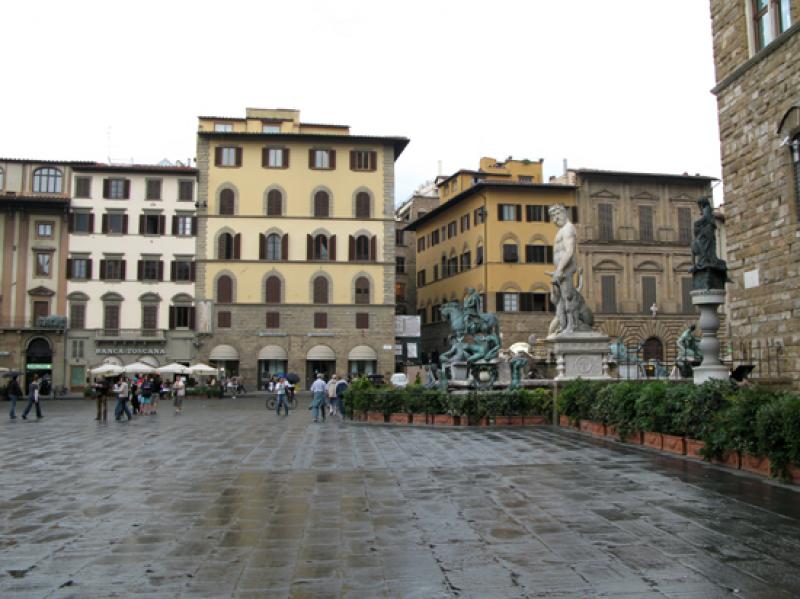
[26,337,53,391]
[306,360,335,388]
[642,337,664,362]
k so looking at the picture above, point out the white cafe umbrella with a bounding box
[156,362,191,375]
[122,361,156,374]
[188,363,218,375]
[90,363,124,375]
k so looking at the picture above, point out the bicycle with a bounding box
[266,395,297,411]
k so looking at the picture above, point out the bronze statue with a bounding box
[690,197,729,290]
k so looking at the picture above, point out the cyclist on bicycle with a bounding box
[274,376,290,416]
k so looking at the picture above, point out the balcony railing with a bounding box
[0,317,67,330]
[95,329,166,341]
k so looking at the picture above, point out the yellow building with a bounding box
[406,157,576,359]
[195,108,408,387]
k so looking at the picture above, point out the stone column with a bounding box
[691,289,729,383]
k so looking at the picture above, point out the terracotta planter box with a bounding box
[623,431,644,445]
[389,413,411,425]
[559,415,572,427]
[643,432,663,450]
[605,426,621,440]
[662,434,686,455]
[685,438,705,459]
[524,415,547,426]
[411,413,428,425]
[581,420,606,437]
[367,411,386,423]
[741,453,772,477]
[495,416,524,426]
[433,414,455,426]
[712,451,741,469]
[788,464,800,485]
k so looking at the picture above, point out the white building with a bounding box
[66,164,198,386]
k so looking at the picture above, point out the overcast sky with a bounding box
[1,0,722,204]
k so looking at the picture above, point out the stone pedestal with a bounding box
[691,289,729,384]
[450,362,469,382]
[617,363,642,380]
[546,331,611,380]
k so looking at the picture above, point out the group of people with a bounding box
[5,374,43,420]
[309,373,349,423]
[93,374,187,421]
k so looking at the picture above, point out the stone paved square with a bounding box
[2,397,800,598]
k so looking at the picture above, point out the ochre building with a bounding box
[195,108,408,388]
[709,0,800,383]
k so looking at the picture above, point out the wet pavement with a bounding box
[1,397,799,599]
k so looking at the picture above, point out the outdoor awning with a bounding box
[306,345,335,360]
[348,345,378,361]
[209,344,240,361]
[258,345,288,360]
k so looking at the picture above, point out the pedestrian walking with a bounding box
[335,375,349,418]
[93,377,109,421]
[113,376,132,421]
[309,373,327,423]
[7,375,22,420]
[274,376,290,416]
[140,376,153,415]
[327,375,339,416]
[21,375,43,420]
[173,376,186,414]
[130,378,140,415]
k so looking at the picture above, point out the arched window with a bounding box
[33,167,62,193]
[219,189,235,215]
[265,276,281,303]
[217,275,233,304]
[217,233,234,259]
[313,234,329,260]
[355,192,371,218]
[314,190,330,217]
[355,235,370,260]
[266,233,281,260]
[266,189,282,216]
[313,276,329,304]
[355,276,370,304]
[642,337,664,362]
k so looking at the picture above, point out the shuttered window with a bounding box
[313,277,329,304]
[503,243,519,263]
[354,276,370,304]
[217,275,233,304]
[639,206,654,241]
[678,207,693,243]
[145,179,162,200]
[103,304,120,334]
[355,313,369,329]
[681,277,695,314]
[219,189,235,215]
[598,204,614,241]
[601,275,617,313]
[265,312,280,328]
[215,147,242,167]
[75,177,91,198]
[314,312,328,328]
[350,150,376,171]
[265,276,281,303]
[641,276,657,313]
[217,311,231,328]
[70,304,86,329]
[266,189,282,216]
[142,305,158,332]
[525,245,553,264]
[355,192,371,218]
[313,191,330,217]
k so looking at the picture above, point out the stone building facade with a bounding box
[66,164,198,388]
[709,0,799,383]
[194,108,408,388]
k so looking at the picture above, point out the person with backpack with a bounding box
[7,375,23,420]
[140,376,153,415]
[335,375,349,419]
[22,374,43,420]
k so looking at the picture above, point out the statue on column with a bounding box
[547,204,594,336]
[690,196,730,290]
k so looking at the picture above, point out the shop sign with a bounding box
[27,363,52,370]
[96,348,167,355]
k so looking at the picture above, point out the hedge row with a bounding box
[558,379,800,480]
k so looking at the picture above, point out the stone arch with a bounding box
[67,291,90,301]
[529,282,550,292]
[171,293,194,304]
[462,241,471,253]
[214,183,240,215]
[351,271,374,304]
[499,231,521,245]
[261,270,285,303]
[351,186,374,218]
[634,260,663,272]
[100,292,123,302]
[527,233,549,244]
[138,292,162,302]
[674,261,693,273]
[448,247,457,258]
[310,227,333,238]
[310,185,334,218]
[213,270,237,304]
[310,272,333,304]
[500,281,522,292]
[214,226,237,259]
[263,184,287,216]
[594,259,624,271]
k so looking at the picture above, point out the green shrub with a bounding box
[680,379,735,439]
[557,379,605,424]
[594,381,640,440]
[784,394,800,469]
[703,386,779,459]
[525,388,553,421]
[754,394,796,479]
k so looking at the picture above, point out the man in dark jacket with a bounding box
[22,374,43,420]
[94,378,110,421]
[7,375,22,419]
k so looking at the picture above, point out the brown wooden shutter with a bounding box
[68,213,74,233]
[171,216,178,235]
[329,235,336,260]
[281,234,288,260]
[601,276,616,313]
[235,147,242,166]
[369,151,377,171]
[123,180,131,199]
[137,260,143,281]
[66,259,72,279]
[369,235,377,261]
[348,235,355,260]
[261,147,268,167]
[168,306,175,329]
[191,216,197,236]
[516,205,522,221]
[139,215,145,234]
[157,261,164,281]
[120,260,127,280]
[188,307,196,330]
[170,261,176,281]
[233,233,241,259]
[283,148,289,168]
[101,214,108,233]
[122,214,128,234]
[497,205,503,220]
[214,147,223,166]
[158,215,166,235]
[87,259,93,279]
[308,149,314,168]
[259,234,266,260]
[329,150,336,169]
[99,259,107,280]
[349,150,356,170]
[89,213,95,233]
[306,234,313,259]
[496,292,505,312]
[190,262,196,282]
[102,179,110,198]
